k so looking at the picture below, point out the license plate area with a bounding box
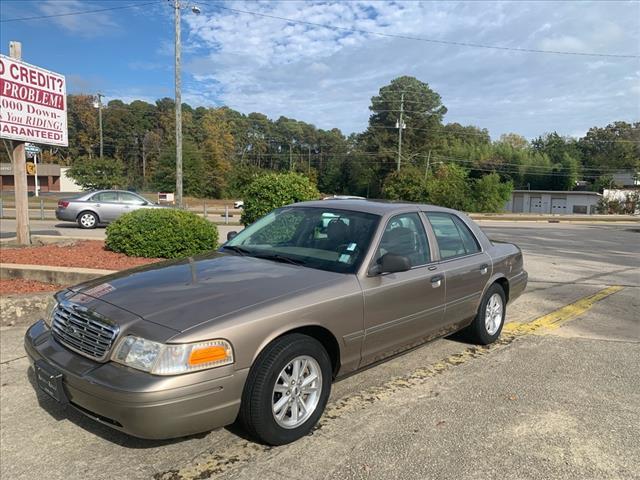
[34,359,69,405]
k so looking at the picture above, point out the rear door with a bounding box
[90,191,121,222]
[360,212,445,366]
[425,212,491,328]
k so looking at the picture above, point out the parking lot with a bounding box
[1,221,638,479]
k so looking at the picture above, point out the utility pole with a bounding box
[289,143,293,170]
[9,41,30,245]
[424,150,431,180]
[95,93,104,159]
[396,92,405,171]
[308,145,311,174]
[174,0,183,208]
[142,134,147,190]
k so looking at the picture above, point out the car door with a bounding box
[90,191,121,222]
[118,192,148,216]
[425,212,491,328]
[359,212,445,366]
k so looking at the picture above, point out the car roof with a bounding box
[291,199,463,216]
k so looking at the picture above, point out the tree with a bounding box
[241,173,319,225]
[470,173,513,212]
[498,133,529,150]
[382,167,428,202]
[67,156,126,190]
[201,108,235,197]
[579,121,640,173]
[426,164,471,211]
[361,76,447,195]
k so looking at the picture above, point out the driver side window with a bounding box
[375,213,430,267]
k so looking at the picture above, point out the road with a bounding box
[1,221,639,479]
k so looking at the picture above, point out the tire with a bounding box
[467,283,506,345]
[77,211,99,229]
[239,333,332,445]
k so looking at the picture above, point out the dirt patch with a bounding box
[0,240,161,270]
[0,279,62,295]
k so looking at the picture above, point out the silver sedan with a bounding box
[55,190,164,228]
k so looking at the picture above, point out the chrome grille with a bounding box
[51,304,119,361]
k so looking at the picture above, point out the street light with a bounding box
[172,0,200,208]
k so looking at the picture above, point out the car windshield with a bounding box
[223,207,380,273]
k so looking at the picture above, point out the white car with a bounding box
[234,200,244,209]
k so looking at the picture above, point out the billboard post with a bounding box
[6,42,29,244]
[0,41,68,245]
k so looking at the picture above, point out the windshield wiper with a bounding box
[221,245,251,256]
[251,253,306,266]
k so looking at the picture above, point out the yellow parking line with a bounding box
[503,285,624,336]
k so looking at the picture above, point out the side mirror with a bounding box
[227,231,238,241]
[369,253,411,276]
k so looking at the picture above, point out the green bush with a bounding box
[105,208,219,258]
[241,172,320,225]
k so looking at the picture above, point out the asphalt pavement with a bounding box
[0,221,638,479]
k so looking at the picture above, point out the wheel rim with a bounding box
[272,355,322,429]
[80,213,95,227]
[485,293,503,335]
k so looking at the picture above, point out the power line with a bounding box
[212,4,639,59]
[368,124,640,143]
[0,1,161,23]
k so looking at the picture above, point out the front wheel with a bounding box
[77,211,98,229]
[239,334,332,445]
[467,283,506,345]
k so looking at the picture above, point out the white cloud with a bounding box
[181,0,640,138]
[38,0,117,37]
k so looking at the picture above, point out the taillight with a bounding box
[58,200,69,208]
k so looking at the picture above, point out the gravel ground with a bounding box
[0,240,160,270]
[0,279,62,295]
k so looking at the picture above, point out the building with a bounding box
[611,170,639,189]
[0,163,82,193]
[504,190,602,215]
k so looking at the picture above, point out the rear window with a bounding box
[426,213,480,259]
[92,192,118,202]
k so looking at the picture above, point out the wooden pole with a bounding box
[9,41,31,245]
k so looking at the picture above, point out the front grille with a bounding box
[51,304,119,361]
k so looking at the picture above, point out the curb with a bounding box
[1,263,115,285]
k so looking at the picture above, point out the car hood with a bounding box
[71,252,342,332]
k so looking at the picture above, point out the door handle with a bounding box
[431,275,443,288]
[480,264,489,275]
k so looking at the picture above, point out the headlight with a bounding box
[112,336,234,375]
[43,296,58,328]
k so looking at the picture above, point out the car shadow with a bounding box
[444,330,475,345]
[54,222,106,229]
[26,366,211,449]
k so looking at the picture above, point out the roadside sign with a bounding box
[25,142,41,153]
[26,162,35,175]
[0,54,68,146]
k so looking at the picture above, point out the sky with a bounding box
[1,0,639,140]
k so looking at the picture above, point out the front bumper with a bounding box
[24,320,249,439]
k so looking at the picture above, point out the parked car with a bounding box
[26,200,527,445]
[322,195,366,200]
[233,200,244,209]
[55,190,164,228]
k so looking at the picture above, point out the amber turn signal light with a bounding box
[188,345,230,366]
